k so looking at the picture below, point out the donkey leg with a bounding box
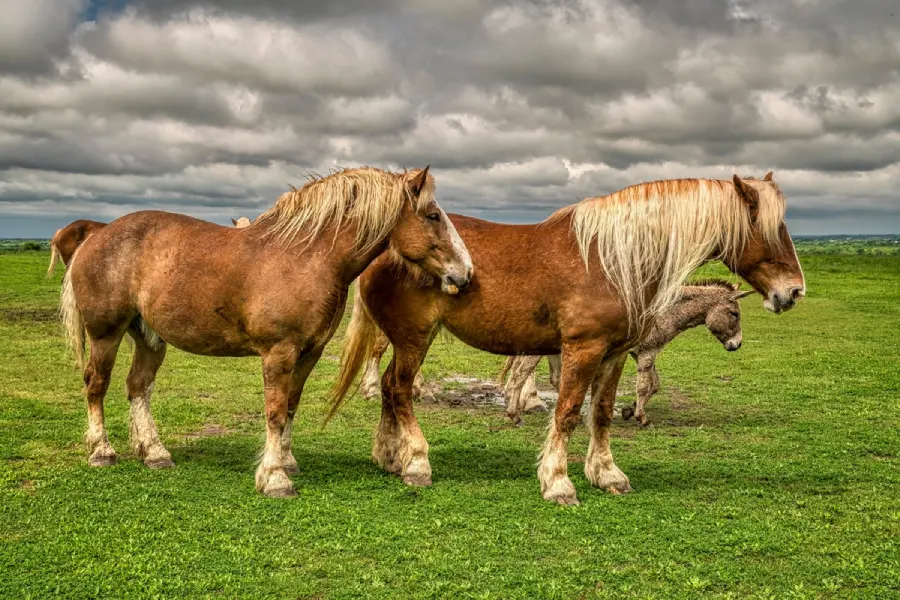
[538,346,604,505]
[281,350,321,476]
[504,355,542,424]
[84,336,123,467]
[362,332,390,400]
[522,371,549,414]
[126,331,173,469]
[547,354,562,391]
[256,347,299,498]
[585,353,632,494]
[379,344,432,486]
[634,352,658,427]
[412,370,434,402]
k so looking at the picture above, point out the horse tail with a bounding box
[326,285,379,424]
[497,356,515,384]
[46,231,62,278]
[59,248,85,369]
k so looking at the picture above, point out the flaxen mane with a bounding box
[548,177,785,330]
[255,167,435,253]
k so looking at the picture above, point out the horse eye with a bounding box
[426,213,440,222]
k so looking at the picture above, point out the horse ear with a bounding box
[231,218,238,226]
[408,165,431,198]
[763,171,774,181]
[733,174,759,215]
[731,290,754,300]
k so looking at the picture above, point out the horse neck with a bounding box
[255,219,390,285]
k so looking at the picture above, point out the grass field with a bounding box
[1,251,898,599]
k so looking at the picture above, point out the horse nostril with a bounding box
[790,286,804,301]
[451,274,470,289]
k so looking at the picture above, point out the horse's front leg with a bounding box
[377,341,432,486]
[280,350,322,475]
[538,344,605,505]
[256,346,301,498]
[585,352,632,494]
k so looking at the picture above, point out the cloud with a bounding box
[0,0,899,237]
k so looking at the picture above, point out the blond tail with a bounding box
[46,233,61,278]
[497,355,516,384]
[59,254,85,369]
[326,285,379,424]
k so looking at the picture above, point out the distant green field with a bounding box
[1,251,898,599]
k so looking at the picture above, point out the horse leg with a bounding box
[634,351,659,427]
[84,336,123,467]
[547,354,562,391]
[125,330,173,469]
[504,355,542,424]
[281,350,322,475]
[538,344,605,505]
[585,352,632,494]
[377,342,432,486]
[362,331,390,400]
[255,346,299,498]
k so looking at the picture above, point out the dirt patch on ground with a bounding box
[0,308,57,324]
[667,386,702,412]
[184,424,231,440]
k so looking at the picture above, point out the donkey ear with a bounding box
[731,290,754,300]
[408,165,431,198]
[733,174,759,215]
[763,171,774,181]
[231,218,238,226]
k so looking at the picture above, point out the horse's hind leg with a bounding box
[126,329,173,469]
[362,331,391,400]
[84,336,124,467]
[584,352,632,494]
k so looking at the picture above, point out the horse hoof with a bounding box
[551,494,580,506]
[621,406,635,420]
[402,474,432,487]
[145,458,175,469]
[88,454,117,467]
[263,484,297,498]
[639,419,652,428]
[606,482,633,495]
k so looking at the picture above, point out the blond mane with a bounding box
[549,177,785,330]
[255,166,434,253]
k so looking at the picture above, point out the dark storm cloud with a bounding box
[0,0,898,237]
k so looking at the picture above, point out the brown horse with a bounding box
[47,220,107,277]
[330,173,805,504]
[48,217,253,277]
[59,166,472,498]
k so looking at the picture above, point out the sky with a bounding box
[0,0,898,237]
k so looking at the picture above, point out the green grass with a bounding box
[1,252,898,599]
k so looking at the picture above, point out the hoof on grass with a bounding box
[88,454,117,467]
[621,406,635,421]
[402,474,432,487]
[145,458,175,469]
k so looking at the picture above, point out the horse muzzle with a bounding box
[764,285,805,314]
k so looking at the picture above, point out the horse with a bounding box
[500,280,753,425]
[59,166,473,498]
[47,220,107,278]
[47,217,253,277]
[329,173,805,504]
